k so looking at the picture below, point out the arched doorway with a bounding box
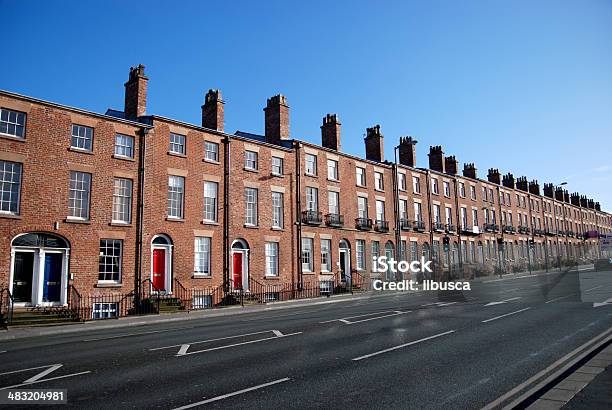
[338,239,351,282]
[231,239,249,290]
[151,234,173,293]
[10,232,70,307]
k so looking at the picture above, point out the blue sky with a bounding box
[2,0,611,209]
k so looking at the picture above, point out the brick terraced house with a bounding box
[1,65,610,322]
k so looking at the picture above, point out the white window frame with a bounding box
[328,191,339,215]
[0,108,26,139]
[356,167,366,187]
[68,171,91,220]
[374,172,384,191]
[412,176,421,193]
[167,175,185,219]
[305,154,317,176]
[204,141,219,162]
[245,187,258,226]
[169,132,186,155]
[265,242,279,277]
[99,239,122,283]
[271,156,283,176]
[112,177,132,224]
[358,196,368,219]
[320,239,331,272]
[306,187,318,212]
[194,236,211,276]
[114,134,134,159]
[356,239,366,270]
[71,124,93,151]
[272,191,284,228]
[327,159,339,181]
[0,160,22,215]
[432,178,439,195]
[244,150,258,171]
[301,237,314,272]
[203,181,218,222]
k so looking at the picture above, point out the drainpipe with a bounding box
[135,127,149,307]
[453,178,463,276]
[425,170,435,279]
[392,149,401,280]
[223,136,231,293]
[294,141,303,291]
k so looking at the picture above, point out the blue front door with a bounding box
[43,253,62,302]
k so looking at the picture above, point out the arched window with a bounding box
[12,232,69,248]
[232,239,249,250]
[152,234,172,246]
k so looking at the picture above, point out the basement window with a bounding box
[92,302,119,319]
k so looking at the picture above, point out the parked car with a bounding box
[594,258,612,271]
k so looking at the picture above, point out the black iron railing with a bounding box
[432,221,445,232]
[325,213,344,227]
[446,223,456,233]
[355,217,373,230]
[413,220,426,231]
[374,220,389,232]
[302,210,322,225]
[0,288,14,327]
[400,218,412,230]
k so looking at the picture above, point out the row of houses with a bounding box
[0,64,609,319]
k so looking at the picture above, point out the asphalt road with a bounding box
[0,268,611,409]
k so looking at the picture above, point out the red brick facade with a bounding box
[1,65,610,310]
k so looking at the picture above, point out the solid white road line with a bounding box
[150,329,277,351]
[0,364,62,377]
[544,294,574,304]
[593,297,612,308]
[585,285,603,292]
[481,307,531,323]
[173,377,291,409]
[0,351,6,354]
[485,297,522,307]
[421,301,457,307]
[352,330,456,361]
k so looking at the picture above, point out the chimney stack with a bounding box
[502,173,515,189]
[571,193,580,206]
[516,176,528,192]
[595,202,601,211]
[428,146,445,173]
[124,64,148,120]
[588,199,595,209]
[463,163,477,179]
[264,94,290,144]
[321,114,341,151]
[364,125,384,162]
[555,186,564,201]
[398,136,417,167]
[487,168,501,185]
[528,180,540,195]
[445,155,458,175]
[543,183,554,198]
[201,89,224,132]
[580,195,588,208]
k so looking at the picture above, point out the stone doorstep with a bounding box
[527,343,612,410]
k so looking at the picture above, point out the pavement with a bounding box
[0,267,610,409]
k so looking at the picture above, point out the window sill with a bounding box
[64,217,91,224]
[112,154,136,162]
[203,158,220,165]
[201,220,219,226]
[244,224,259,229]
[0,133,25,142]
[166,217,185,223]
[109,222,132,227]
[302,271,316,275]
[167,151,187,158]
[327,178,339,183]
[374,189,385,193]
[193,274,212,279]
[0,213,21,220]
[263,276,280,280]
[271,227,285,231]
[244,167,259,173]
[68,147,94,155]
[271,173,284,178]
[304,173,318,178]
[356,184,367,188]
[95,282,122,288]
[413,192,421,195]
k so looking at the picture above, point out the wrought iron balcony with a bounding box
[518,226,530,234]
[432,221,445,232]
[544,229,555,236]
[534,228,544,236]
[355,217,373,231]
[446,224,456,233]
[302,210,322,225]
[503,225,516,234]
[413,220,426,232]
[400,218,412,230]
[567,231,574,238]
[374,220,389,233]
[484,223,499,233]
[325,213,344,228]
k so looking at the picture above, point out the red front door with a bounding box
[232,252,243,290]
[152,248,166,291]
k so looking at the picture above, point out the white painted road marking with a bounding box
[352,330,456,361]
[585,285,603,292]
[545,294,574,304]
[593,297,612,308]
[344,311,410,325]
[173,377,290,409]
[150,329,276,351]
[83,329,166,342]
[175,330,302,357]
[0,364,91,390]
[485,297,522,307]
[421,301,457,307]
[320,310,400,323]
[481,307,531,323]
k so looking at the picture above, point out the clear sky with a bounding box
[2,0,611,209]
